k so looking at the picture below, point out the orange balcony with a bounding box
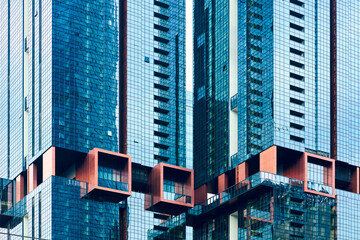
[76,148,131,202]
[145,163,194,214]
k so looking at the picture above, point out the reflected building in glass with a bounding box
[0,0,190,239]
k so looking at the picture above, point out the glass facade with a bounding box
[0,0,187,239]
[193,0,230,188]
[193,0,360,239]
[336,0,360,166]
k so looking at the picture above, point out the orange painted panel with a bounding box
[235,162,248,183]
[43,147,56,181]
[15,175,25,203]
[218,173,228,193]
[28,164,37,193]
[259,146,277,174]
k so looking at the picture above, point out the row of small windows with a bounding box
[288,2,305,145]
[153,1,172,163]
[248,4,264,148]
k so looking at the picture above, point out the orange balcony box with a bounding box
[76,148,131,202]
[146,163,194,214]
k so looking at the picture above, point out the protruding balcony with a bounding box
[76,148,131,202]
[0,178,13,228]
[145,163,194,215]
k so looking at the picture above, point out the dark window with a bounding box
[154,119,169,126]
[290,10,304,19]
[154,71,169,79]
[154,24,169,32]
[154,48,169,56]
[290,23,304,32]
[290,0,304,7]
[290,85,305,93]
[290,110,304,118]
[290,135,305,143]
[154,155,169,161]
[154,143,169,150]
[154,0,169,9]
[290,97,305,106]
[154,83,169,91]
[154,107,169,114]
[290,60,304,69]
[251,121,262,129]
[290,35,305,44]
[290,48,304,56]
[154,36,169,44]
[290,122,305,130]
[290,72,305,81]
[154,131,169,138]
[154,12,169,20]
[154,95,169,103]
[154,59,169,68]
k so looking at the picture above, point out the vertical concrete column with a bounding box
[28,164,37,193]
[348,167,359,194]
[43,147,56,181]
[259,146,277,174]
[194,184,207,204]
[15,175,25,203]
[235,162,249,183]
[218,173,228,193]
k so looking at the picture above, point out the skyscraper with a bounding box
[192,0,359,239]
[0,0,191,239]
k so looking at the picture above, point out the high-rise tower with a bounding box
[0,0,191,239]
[192,0,359,239]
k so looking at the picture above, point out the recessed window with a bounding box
[290,0,304,7]
[154,95,169,103]
[154,83,169,91]
[290,23,304,32]
[154,119,169,126]
[290,10,304,19]
[290,35,305,44]
[290,122,305,130]
[154,131,169,138]
[154,143,169,150]
[154,36,169,44]
[154,48,169,56]
[290,110,304,118]
[144,57,150,63]
[290,72,305,81]
[290,97,305,106]
[154,59,169,68]
[290,48,304,57]
[154,107,169,115]
[290,60,305,69]
[290,135,305,143]
[290,85,305,93]
[154,12,169,20]
[154,0,169,9]
[154,24,169,32]
[154,71,169,79]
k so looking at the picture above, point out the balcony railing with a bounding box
[98,179,129,192]
[163,192,191,204]
[188,172,304,216]
[307,181,333,195]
